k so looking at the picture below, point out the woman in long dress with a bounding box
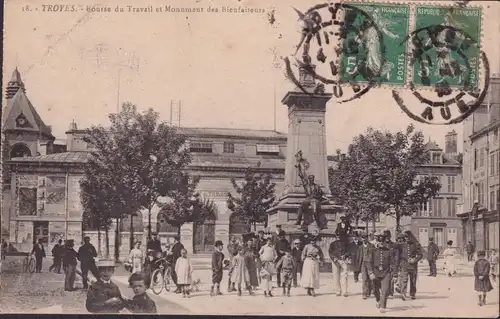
[443,240,458,277]
[128,241,144,274]
[244,239,259,289]
[300,236,324,296]
[229,248,252,296]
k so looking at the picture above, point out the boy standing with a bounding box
[275,249,296,296]
[211,240,225,296]
[125,272,157,313]
[291,239,303,287]
[85,259,125,313]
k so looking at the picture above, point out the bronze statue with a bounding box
[294,151,328,229]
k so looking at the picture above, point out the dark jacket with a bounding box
[427,242,439,261]
[78,243,98,264]
[466,243,475,254]
[125,293,157,314]
[335,222,353,241]
[275,238,291,259]
[367,245,400,279]
[399,241,423,270]
[212,250,225,273]
[291,247,303,263]
[85,280,125,313]
[171,242,184,262]
[63,247,78,266]
[357,242,375,269]
[51,244,62,257]
[328,240,348,261]
[31,243,46,259]
[146,239,162,253]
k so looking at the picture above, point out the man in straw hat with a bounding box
[85,258,125,313]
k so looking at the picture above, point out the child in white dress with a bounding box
[128,241,144,274]
[443,240,457,277]
[175,249,193,298]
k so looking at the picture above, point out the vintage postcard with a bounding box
[1,0,499,316]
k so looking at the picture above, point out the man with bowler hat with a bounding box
[427,237,439,277]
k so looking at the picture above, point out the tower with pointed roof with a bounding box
[2,68,55,160]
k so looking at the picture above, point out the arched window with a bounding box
[120,211,144,232]
[10,143,31,159]
[157,211,179,233]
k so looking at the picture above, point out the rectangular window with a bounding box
[478,182,485,205]
[473,185,478,203]
[431,152,442,164]
[436,198,442,217]
[490,189,496,210]
[447,198,457,216]
[256,144,280,155]
[447,176,456,193]
[223,141,235,153]
[490,153,496,175]
[474,148,479,170]
[189,142,213,153]
[479,147,485,167]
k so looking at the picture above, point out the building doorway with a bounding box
[33,221,49,245]
[193,218,216,254]
[433,228,444,249]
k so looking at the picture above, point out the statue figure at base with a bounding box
[294,151,328,230]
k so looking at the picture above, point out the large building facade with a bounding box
[2,69,289,258]
[412,137,463,251]
[460,74,500,252]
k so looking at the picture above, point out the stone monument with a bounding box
[267,63,344,236]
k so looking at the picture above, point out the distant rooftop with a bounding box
[178,127,287,140]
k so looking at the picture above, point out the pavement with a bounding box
[1,256,498,317]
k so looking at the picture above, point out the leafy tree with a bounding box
[81,122,142,260]
[329,125,441,232]
[159,174,218,236]
[226,162,276,231]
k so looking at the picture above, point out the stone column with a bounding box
[180,223,194,254]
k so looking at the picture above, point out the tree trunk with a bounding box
[147,207,153,240]
[114,217,120,262]
[371,218,376,233]
[97,228,102,257]
[253,222,257,232]
[177,225,181,237]
[355,217,359,228]
[395,210,401,234]
[105,227,110,258]
[130,214,134,251]
[365,219,369,231]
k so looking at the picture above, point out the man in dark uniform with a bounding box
[171,236,184,293]
[274,231,291,287]
[63,240,78,291]
[398,231,423,300]
[427,237,440,277]
[78,236,100,289]
[367,233,400,313]
[359,233,375,299]
[383,230,399,298]
[31,238,46,273]
[85,259,125,313]
[335,216,353,252]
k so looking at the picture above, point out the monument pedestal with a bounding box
[267,64,344,239]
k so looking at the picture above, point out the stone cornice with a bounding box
[470,119,500,141]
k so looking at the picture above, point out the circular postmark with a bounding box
[284,2,391,102]
[392,13,490,125]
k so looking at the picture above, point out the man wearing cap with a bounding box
[86,259,125,313]
[427,237,439,277]
[63,239,78,291]
[328,234,350,297]
[367,233,400,313]
[359,233,375,299]
[291,239,303,287]
[274,231,291,287]
[78,236,99,289]
[398,231,422,300]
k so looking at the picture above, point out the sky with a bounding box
[3,0,500,153]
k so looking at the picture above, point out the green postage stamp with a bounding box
[339,3,410,86]
[412,6,482,88]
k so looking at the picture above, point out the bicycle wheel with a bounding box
[28,257,36,273]
[22,257,29,272]
[150,268,164,295]
[164,266,172,292]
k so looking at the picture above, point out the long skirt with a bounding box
[301,257,320,289]
[475,276,493,292]
[444,256,456,274]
